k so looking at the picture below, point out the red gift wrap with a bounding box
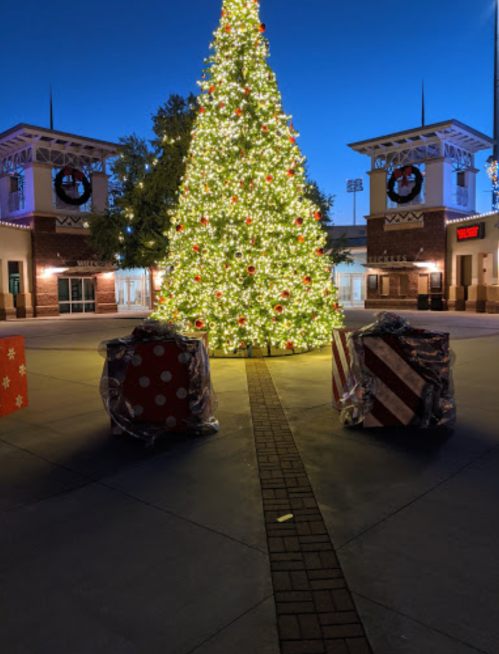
[122,340,192,431]
[0,335,28,418]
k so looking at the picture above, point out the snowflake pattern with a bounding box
[19,364,27,377]
[2,377,10,389]
[7,348,16,361]
[15,395,23,408]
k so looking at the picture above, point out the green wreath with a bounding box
[54,167,92,206]
[387,165,423,205]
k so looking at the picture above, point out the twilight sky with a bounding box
[0,0,496,224]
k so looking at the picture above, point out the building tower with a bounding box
[0,124,118,318]
[349,120,493,310]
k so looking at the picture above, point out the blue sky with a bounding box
[0,0,496,224]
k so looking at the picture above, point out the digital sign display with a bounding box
[456,223,485,242]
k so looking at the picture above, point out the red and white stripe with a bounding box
[332,329,355,411]
[361,335,428,427]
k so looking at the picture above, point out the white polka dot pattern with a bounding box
[176,387,188,399]
[139,377,150,388]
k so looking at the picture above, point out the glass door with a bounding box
[58,278,96,314]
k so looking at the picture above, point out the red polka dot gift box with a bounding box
[122,341,192,429]
[100,324,217,444]
[0,335,28,419]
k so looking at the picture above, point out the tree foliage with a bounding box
[88,94,197,270]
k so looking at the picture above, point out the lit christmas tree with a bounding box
[154,0,343,353]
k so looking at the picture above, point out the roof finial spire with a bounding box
[422,79,425,127]
[50,84,54,131]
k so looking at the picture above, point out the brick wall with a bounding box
[32,216,117,316]
[366,210,451,308]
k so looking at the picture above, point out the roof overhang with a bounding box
[349,120,494,157]
[0,123,118,159]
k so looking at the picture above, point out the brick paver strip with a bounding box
[246,359,372,654]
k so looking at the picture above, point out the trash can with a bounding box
[430,294,444,311]
[417,294,430,310]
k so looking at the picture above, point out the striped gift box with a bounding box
[332,329,356,412]
[360,334,430,428]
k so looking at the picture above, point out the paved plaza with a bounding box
[1,310,498,654]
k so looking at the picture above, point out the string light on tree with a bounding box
[487,159,499,211]
[153,0,343,353]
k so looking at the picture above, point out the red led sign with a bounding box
[456,223,485,242]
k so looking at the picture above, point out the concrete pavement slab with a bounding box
[105,428,267,552]
[0,483,272,654]
[339,447,499,654]
[0,440,87,512]
[353,595,484,654]
[193,597,279,654]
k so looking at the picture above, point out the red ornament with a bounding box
[199,107,205,114]
[195,319,204,329]
[312,315,317,321]
[176,224,184,232]
[287,169,295,177]
[262,125,268,132]
[314,212,322,221]
[247,265,256,274]
[220,102,225,108]
[274,304,284,314]
[238,317,246,326]
[285,341,294,350]
[298,235,305,243]
[281,290,290,299]
[289,136,296,144]
[303,275,312,285]
[209,85,215,94]
[245,87,250,95]
[266,175,273,182]
[193,244,200,252]
[272,318,276,323]
[333,302,339,311]
[295,217,304,226]
[246,217,253,224]
[194,275,201,282]
[158,297,165,304]
[235,108,243,116]
[216,291,223,298]
[316,248,324,256]
[221,9,226,16]
[226,25,232,33]
[259,23,266,33]
[250,238,255,245]
[232,196,238,203]
[225,263,229,269]
[200,216,209,225]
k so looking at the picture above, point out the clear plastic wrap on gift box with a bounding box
[337,312,456,429]
[99,320,218,445]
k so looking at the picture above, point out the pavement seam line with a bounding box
[337,441,499,552]
[96,479,269,556]
[184,594,275,654]
[247,358,373,654]
[352,592,490,654]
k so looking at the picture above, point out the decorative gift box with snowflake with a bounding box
[0,336,28,418]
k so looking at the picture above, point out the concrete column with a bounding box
[0,258,15,320]
[0,174,11,220]
[367,169,387,214]
[425,158,453,208]
[465,167,479,214]
[24,163,54,214]
[91,173,110,214]
[16,259,33,318]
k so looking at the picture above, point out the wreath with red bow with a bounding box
[387,165,423,205]
[54,167,92,206]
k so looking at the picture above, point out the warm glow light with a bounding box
[41,267,68,277]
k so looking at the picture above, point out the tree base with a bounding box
[209,344,312,358]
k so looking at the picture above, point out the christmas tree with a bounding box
[154,0,343,353]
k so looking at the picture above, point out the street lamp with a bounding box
[346,178,363,226]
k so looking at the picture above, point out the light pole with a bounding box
[487,0,499,210]
[346,178,363,226]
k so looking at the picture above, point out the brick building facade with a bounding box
[0,124,118,319]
